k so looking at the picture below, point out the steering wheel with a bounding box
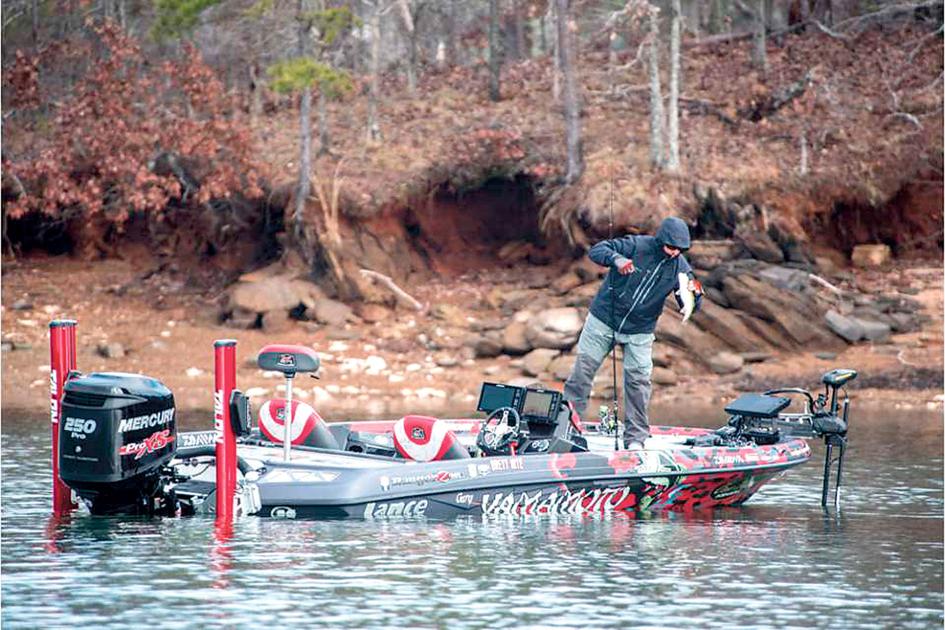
[476,407,521,456]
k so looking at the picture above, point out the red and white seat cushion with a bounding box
[258,399,338,450]
[392,415,469,461]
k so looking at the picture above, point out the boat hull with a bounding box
[240,429,812,519]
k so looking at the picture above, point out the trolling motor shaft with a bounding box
[814,370,856,508]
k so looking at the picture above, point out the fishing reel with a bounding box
[598,404,618,436]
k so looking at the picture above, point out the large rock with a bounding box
[311,298,354,326]
[734,311,796,350]
[525,307,584,350]
[851,317,891,342]
[757,266,810,292]
[651,367,678,385]
[736,228,783,263]
[430,304,469,327]
[97,342,125,359]
[825,310,864,342]
[548,355,574,381]
[550,271,583,295]
[261,309,293,332]
[687,240,741,270]
[652,344,674,368]
[522,348,559,377]
[472,334,504,358]
[708,351,744,374]
[570,257,605,283]
[722,274,834,347]
[501,321,532,355]
[851,244,892,268]
[656,304,728,363]
[228,277,302,313]
[691,299,772,353]
[355,303,392,323]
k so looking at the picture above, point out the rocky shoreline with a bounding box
[2,250,941,421]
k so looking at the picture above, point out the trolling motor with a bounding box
[764,368,857,509]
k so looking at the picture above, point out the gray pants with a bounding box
[563,313,654,445]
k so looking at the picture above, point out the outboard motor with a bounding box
[59,372,178,515]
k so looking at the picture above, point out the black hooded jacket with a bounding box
[587,217,702,334]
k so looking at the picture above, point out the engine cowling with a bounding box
[59,372,177,515]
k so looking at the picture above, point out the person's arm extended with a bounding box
[588,236,637,270]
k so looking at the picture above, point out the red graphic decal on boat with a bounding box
[119,429,175,460]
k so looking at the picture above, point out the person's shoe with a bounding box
[622,440,644,451]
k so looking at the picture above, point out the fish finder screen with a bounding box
[522,390,555,420]
[477,383,518,413]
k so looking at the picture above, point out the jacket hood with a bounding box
[656,217,691,250]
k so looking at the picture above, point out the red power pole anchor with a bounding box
[49,320,77,516]
[213,339,238,523]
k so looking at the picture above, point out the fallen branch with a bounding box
[833,0,944,32]
[813,20,853,40]
[907,24,945,62]
[679,97,740,127]
[808,273,844,296]
[686,21,810,49]
[359,269,424,311]
[885,111,923,129]
[738,70,813,122]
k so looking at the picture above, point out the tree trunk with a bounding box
[531,16,545,56]
[488,0,502,101]
[666,0,681,172]
[367,4,382,142]
[249,63,262,125]
[556,0,583,184]
[647,7,665,168]
[295,0,313,247]
[397,0,417,93]
[709,0,724,34]
[799,129,809,176]
[445,0,458,66]
[753,0,767,74]
[511,0,526,59]
[31,0,39,45]
[551,1,561,103]
[317,89,330,155]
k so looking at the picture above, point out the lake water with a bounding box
[1,404,942,629]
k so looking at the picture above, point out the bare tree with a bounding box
[753,0,767,73]
[489,0,502,101]
[666,0,682,172]
[647,4,665,168]
[556,0,583,183]
[294,0,313,248]
[550,1,561,102]
[366,1,385,141]
[397,0,418,92]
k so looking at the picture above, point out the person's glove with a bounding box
[613,256,635,275]
[688,278,703,295]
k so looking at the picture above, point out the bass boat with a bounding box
[48,320,856,520]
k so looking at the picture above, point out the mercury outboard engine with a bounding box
[59,372,178,515]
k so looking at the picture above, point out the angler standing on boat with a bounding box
[563,217,703,450]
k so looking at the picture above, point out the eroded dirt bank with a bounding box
[2,255,941,421]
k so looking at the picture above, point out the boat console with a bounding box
[475,382,585,455]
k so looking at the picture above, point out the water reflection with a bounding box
[2,405,942,629]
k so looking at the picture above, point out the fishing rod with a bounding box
[608,160,619,452]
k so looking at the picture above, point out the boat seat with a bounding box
[392,415,470,461]
[257,344,320,376]
[258,398,339,450]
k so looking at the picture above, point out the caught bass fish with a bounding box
[676,272,695,323]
